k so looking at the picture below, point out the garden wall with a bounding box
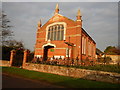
[106,55,120,64]
[0,60,10,67]
[23,63,120,84]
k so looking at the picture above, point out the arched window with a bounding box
[47,24,64,41]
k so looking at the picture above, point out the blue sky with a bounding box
[2,1,119,51]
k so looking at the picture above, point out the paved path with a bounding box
[2,73,64,88]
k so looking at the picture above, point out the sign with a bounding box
[50,49,54,52]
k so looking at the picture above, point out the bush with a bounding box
[2,46,13,60]
[97,56,112,64]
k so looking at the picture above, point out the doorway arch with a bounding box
[42,43,56,61]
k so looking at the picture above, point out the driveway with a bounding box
[2,73,64,88]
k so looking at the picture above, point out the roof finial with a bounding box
[56,3,59,10]
[54,3,59,14]
[76,9,82,21]
[38,19,42,28]
[77,9,81,16]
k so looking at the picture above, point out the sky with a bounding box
[2,1,119,52]
[2,0,120,2]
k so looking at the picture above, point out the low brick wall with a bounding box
[0,60,10,67]
[23,63,120,84]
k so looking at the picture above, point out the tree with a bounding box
[1,11,34,62]
[3,40,24,49]
[0,11,13,46]
[2,40,25,60]
[1,11,25,60]
[104,46,120,55]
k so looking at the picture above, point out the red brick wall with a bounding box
[34,13,96,61]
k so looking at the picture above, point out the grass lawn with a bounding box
[2,66,120,88]
[75,64,120,73]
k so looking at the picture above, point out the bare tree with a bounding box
[0,11,13,46]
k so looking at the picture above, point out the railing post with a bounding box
[22,50,30,67]
[10,50,16,66]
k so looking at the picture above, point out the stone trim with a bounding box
[42,43,56,48]
[35,55,42,58]
[37,38,45,40]
[54,56,64,59]
[76,20,82,22]
[35,48,66,50]
[55,48,66,49]
[66,34,81,37]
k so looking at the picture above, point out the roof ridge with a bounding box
[41,13,75,28]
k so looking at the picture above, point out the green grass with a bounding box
[42,63,120,73]
[75,64,120,73]
[2,66,120,88]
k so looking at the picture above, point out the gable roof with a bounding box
[41,13,75,28]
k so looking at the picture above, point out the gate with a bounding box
[12,50,24,67]
[27,52,34,63]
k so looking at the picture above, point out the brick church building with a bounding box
[34,4,96,61]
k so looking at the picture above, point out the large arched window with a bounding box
[47,24,64,41]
